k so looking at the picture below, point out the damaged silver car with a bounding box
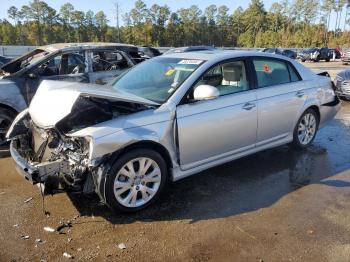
[7,51,340,212]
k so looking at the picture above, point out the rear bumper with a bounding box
[319,96,341,128]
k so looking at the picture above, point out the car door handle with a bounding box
[242,102,256,110]
[296,91,305,97]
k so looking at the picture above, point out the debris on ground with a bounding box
[35,239,45,244]
[0,192,5,195]
[21,235,30,240]
[44,227,55,233]
[117,243,127,250]
[307,230,314,235]
[77,248,82,252]
[13,224,19,228]
[24,197,33,203]
[67,238,72,243]
[57,221,73,234]
[63,252,74,259]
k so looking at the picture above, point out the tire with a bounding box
[0,108,16,145]
[105,148,168,212]
[291,109,319,149]
[326,58,330,62]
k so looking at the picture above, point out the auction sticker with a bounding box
[178,60,203,65]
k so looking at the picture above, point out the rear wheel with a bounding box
[291,109,319,149]
[0,108,16,146]
[105,148,168,212]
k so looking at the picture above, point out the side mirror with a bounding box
[193,85,220,101]
[27,73,37,79]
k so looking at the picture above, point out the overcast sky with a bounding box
[0,0,343,29]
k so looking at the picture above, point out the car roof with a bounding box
[41,42,136,52]
[161,50,294,62]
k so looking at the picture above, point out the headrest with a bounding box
[223,64,242,82]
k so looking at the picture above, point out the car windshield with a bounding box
[111,57,204,103]
[1,48,51,74]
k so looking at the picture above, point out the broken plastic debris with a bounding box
[13,224,19,228]
[67,238,72,243]
[57,221,72,234]
[24,197,33,203]
[118,243,126,250]
[44,226,55,232]
[63,252,74,259]
[307,230,314,234]
[21,235,30,240]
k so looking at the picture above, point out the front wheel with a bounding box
[291,109,319,149]
[0,108,16,146]
[105,148,168,212]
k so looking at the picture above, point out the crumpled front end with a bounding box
[7,110,93,194]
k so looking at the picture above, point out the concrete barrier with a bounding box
[0,45,36,57]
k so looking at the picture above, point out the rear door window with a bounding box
[253,58,300,88]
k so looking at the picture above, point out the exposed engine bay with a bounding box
[8,97,153,195]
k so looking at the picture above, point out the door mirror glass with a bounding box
[194,85,220,101]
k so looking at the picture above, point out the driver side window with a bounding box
[36,53,86,77]
[195,60,249,96]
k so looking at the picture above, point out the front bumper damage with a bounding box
[10,141,70,185]
[7,112,97,195]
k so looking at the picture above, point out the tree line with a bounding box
[1,0,350,48]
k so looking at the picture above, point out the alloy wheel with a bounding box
[113,157,161,208]
[297,113,317,145]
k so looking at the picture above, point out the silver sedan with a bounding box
[7,51,340,212]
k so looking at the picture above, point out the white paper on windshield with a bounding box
[178,60,203,65]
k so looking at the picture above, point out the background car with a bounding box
[329,48,341,59]
[341,48,350,64]
[262,48,297,59]
[164,45,216,54]
[0,43,136,145]
[297,48,331,62]
[138,46,161,59]
[7,51,340,212]
[334,69,350,100]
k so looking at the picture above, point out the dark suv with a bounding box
[297,48,331,62]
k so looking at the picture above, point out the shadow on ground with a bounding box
[65,116,350,225]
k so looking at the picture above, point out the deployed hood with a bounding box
[29,80,159,128]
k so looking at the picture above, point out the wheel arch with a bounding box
[0,103,18,115]
[305,105,320,123]
[111,140,174,169]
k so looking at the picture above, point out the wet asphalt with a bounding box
[0,63,350,262]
